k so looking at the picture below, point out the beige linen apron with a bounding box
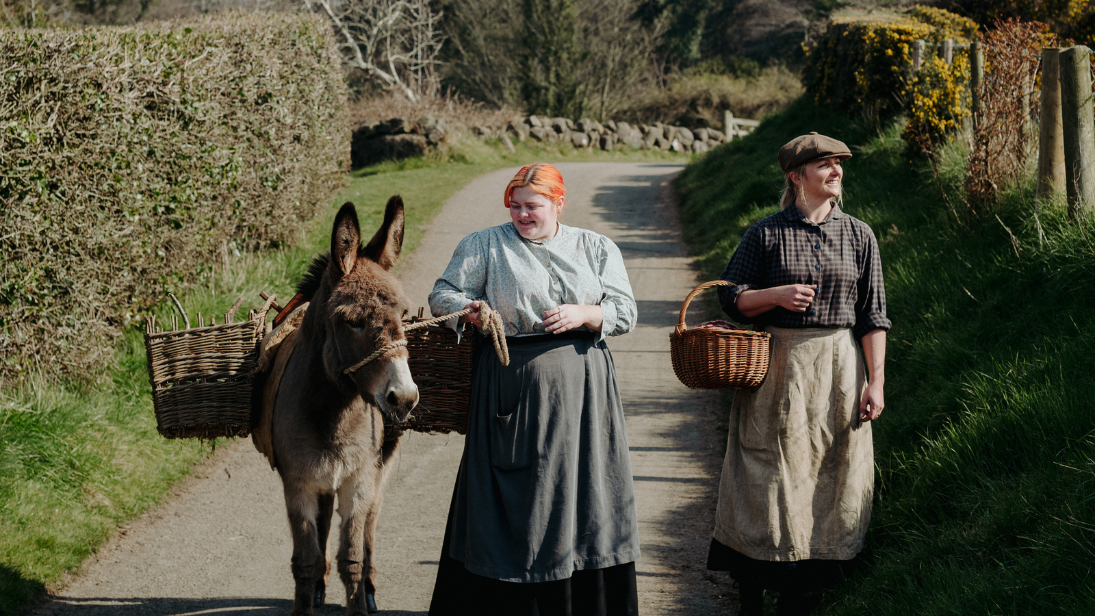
[712,326,873,562]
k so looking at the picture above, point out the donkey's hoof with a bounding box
[313,581,325,608]
[366,593,378,614]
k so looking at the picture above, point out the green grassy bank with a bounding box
[0,136,687,616]
[677,100,1095,614]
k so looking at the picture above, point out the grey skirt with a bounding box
[446,332,641,583]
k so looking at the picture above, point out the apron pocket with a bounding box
[491,406,531,470]
[738,391,771,450]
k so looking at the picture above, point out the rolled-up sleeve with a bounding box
[428,232,487,330]
[853,229,892,339]
[717,226,764,324]
[597,236,636,339]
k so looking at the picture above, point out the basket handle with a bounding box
[675,280,736,335]
[168,293,191,330]
[225,296,246,323]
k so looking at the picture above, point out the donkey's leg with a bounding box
[284,484,324,616]
[336,477,372,616]
[361,490,384,614]
[313,492,335,608]
[361,430,403,613]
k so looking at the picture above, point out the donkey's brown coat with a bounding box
[266,198,418,616]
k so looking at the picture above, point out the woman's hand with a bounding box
[460,301,491,328]
[859,380,884,422]
[544,305,603,333]
[772,284,817,312]
[736,284,817,318]
[859,328,886,422]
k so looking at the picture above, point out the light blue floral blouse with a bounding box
[428,222,637,341]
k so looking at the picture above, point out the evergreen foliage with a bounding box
[519,0,589,118]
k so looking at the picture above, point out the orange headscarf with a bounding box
[503,163,567,209]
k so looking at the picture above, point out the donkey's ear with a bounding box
[363,195,405,271]
[331,202,361,277]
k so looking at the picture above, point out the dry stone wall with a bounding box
[499,115,727,154]
[350,114,729,168]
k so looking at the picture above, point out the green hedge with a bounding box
[0,12,349,383]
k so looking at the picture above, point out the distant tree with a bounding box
[442,0,657,118]
[303,0,445,102]
[520,0,589,117]
[583,0,663,120]
[635,0,712,80]
[440,0,524,108]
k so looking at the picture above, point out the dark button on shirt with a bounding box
[717,205,891,339]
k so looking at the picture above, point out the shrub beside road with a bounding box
[0,13,348,384]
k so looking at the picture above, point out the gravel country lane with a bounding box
[35,162,737,616]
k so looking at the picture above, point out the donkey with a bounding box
[271,197,419,615]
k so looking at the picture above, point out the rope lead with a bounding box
[342,305,510,375]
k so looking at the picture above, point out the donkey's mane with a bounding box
[296,252,331,300]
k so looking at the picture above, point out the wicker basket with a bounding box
[395,309,473,435]
[144,295,269,439]
[669,280,771,389]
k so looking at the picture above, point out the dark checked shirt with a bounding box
[717,205,891,339]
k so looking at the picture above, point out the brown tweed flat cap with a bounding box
[777,132,852,173]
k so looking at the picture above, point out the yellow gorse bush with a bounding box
[903,54,971,147]
[805,6,978,146]
[906,6,980,42]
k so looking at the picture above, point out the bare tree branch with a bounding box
[304,0,443,101]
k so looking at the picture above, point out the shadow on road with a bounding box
[39,596,426,616]
[582,164,738,612]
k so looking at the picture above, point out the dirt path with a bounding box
[35,163,736,615]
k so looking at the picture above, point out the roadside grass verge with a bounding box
[676,98,1095,614]
[0,135,690,616]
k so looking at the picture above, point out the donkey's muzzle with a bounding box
[375,358,419,422]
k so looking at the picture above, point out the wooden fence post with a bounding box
[912,40,925,73]
[942,38,954,65]
[1038,48,1066,202]
[724,109,734,142]
[1059,45,1095,219]
[970,42,984,119]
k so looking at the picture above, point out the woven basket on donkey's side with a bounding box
[395,309,474,435]
[144,295,272,440]
[669,280,771,389]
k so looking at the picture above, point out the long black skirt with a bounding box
[429,513,639,616]
[706,538,859,592]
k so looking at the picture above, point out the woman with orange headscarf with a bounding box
[427,163,640,615]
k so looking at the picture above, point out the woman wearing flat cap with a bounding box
[706,133,890,615]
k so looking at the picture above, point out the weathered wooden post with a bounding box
[942,38,954,65]
[1059,45,1095,218]
[970,41,984,119]
[724,109,735,142]
[912,40,925,73]
[1037,48,1066,202]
